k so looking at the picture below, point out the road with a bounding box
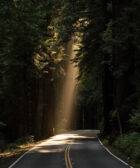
[9,130,130,168]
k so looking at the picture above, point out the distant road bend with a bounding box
[9,130,131,168]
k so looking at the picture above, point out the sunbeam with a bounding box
[55,36,78,133]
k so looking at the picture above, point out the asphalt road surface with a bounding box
[9,130,131,168]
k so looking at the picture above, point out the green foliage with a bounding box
[4,135,35,152]
[129,113,140,131]
[0,0,55,139]
[15,135,35,145]
[113,133,140,166]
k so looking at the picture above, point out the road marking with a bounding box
[98,138,133,168]
[8,147,36,168]
[8,138,52,168]
[65,144,73,168]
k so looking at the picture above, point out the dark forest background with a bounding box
[0,0,140,166]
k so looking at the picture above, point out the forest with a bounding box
[0,0,140,167]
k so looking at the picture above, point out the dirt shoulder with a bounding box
[0,143,37,168]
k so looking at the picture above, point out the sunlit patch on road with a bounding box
[31,130,98,156]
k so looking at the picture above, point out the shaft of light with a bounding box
[55,37,78,133]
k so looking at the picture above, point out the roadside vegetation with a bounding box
[0,136,38,168]
[113,133,140,168]
[103,114,140,168]
[102,132,140,168]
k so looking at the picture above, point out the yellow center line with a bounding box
[65,145,69,168]
[65,144,73,168]
[67,145,73,168]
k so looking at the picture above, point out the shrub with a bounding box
[113,132,140,166]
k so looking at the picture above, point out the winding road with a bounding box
[8,130,130,168]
